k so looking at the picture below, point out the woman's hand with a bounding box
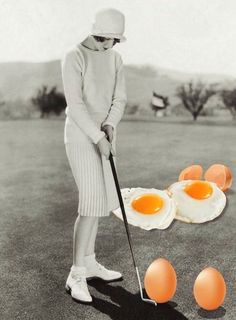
[97,136,112,160]
[101,124,114,143]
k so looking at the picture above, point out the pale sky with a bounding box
[1,0,236,76]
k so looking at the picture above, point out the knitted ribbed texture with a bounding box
[65,143,109,217]
[61,43,127,144]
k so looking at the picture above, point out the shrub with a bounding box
[31,85,66,118]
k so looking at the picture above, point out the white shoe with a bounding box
[84,253,123,282]
[65,266,92,303]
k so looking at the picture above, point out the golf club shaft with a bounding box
[108,151,158,307]
[108,152,137,269]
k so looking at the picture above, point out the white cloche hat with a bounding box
[91,8,126,42]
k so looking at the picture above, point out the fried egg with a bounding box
[168,180,226,223]
[112,187,176,230]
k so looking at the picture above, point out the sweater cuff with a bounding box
[101,121,115,130]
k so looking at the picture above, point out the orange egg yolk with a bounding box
[131,193,164,214]
[184,181,213,200]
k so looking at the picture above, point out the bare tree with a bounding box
[176,81,215,121]
[220,89,236,120]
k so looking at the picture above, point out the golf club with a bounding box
[108,151,157,307]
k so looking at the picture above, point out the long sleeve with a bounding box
[61,50,105,144]
[102,54,127,129]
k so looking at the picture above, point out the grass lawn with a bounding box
[0,117,235,320]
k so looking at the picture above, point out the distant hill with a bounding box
[0,60,235,115]
[0,61,62,101]
[155,66,235,84]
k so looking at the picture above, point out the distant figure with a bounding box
[61,8,127,303]
[151,92,169,117]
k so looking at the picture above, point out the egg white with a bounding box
[112,187,176,230]
[168,180,227,223]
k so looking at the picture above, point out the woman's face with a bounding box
[92,36,118,51]
[102,38,115,50]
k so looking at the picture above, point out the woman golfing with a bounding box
[61,8,127,303]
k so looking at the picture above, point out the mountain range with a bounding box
[0,60,235,113]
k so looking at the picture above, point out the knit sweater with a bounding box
[61,43,127,144]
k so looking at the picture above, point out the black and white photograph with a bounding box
[0,1,236,319]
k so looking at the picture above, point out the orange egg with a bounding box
[204,164,233,192]
[178,165,203,181]
[193,267,226,311]
[144,258,177,303]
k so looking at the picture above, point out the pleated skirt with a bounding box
[65,142,109,217]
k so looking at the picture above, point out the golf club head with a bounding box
[136,267,157,307]
[141,297,157,306]
[140,286,157,306]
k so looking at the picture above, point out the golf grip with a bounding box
[108,152,137,269]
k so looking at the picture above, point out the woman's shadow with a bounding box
[87,279,188,320]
